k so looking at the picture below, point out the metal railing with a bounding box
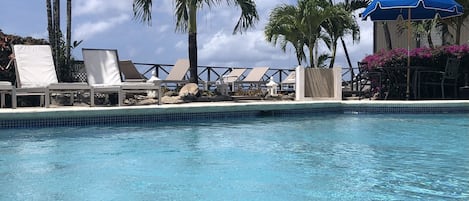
[72,60,294,86]
[72,60,368,95]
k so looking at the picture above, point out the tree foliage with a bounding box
[265,0,364,68]
[133,0,259,84]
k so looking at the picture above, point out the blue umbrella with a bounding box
[362,0,464,21]
[361,0,464,99]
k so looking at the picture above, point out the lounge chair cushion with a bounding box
[82,49,122,85]
[13,45,58,88]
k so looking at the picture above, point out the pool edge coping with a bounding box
[1,100,469,119]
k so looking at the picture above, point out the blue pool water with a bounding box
[1,113,468,201]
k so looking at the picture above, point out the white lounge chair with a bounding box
[82,48,161,106]
[220,68,247,92]
[12,45,90,108]
[119,60,147,82]
[0,81,16,108]
[281,71,296,91]
[161,59,190,87]
[237,67,269,89]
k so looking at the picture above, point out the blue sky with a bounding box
[2,0,373,70]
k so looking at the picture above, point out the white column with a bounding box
[295,66,305,101]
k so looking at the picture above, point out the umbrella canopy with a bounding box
[362,0,464,21]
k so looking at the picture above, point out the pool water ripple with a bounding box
[0,113,468,200]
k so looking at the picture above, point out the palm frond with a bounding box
[133,0,153,25]
[230,0,259,34]
[175,0,190,33]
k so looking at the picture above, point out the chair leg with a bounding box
[70,92,74,105]
[157,88,162,105]
[90,88,95,107]
[1,93,4,108]
[454,80,458,99]
[45,88,50,108]
[441,80,445,99]
[39,95,45,107]
[12,89,16,109]
[118,89,123,106]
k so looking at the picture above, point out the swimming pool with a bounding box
[1,113,468,200]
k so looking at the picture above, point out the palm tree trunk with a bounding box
[340,37,354,77]
[66,0,72,81]
[295,50,302,66]
[65,0,72,66]
[329,39,338,68]
[308,38,315,68]
[441,23,449,45]
[46,0,54,54]
[455,17,463,45]
[188,4,198,84]
[53,0,60,69]
[427,33,434,48]
[188,32,198,84]
[314,41,319,67]
[382,22,392,50]
[416,33,421,48]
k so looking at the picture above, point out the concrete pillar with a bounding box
[295,66,305,101]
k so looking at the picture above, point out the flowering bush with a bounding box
[361,44,469,99]
[362,44,469,72]
[361,48,408,70]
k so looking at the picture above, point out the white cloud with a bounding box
[74,14,130,40]
[157,25,170,33]
[199,30,294,68]
[175,40,186,49]
[192,0,298,68]
[74,0,131,16]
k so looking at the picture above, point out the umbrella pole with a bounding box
[406,8,411,100]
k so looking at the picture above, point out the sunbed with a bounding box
[12,45,90,108]
[161,59,190,86]
[237,67,269,89]
[119,60,147,82]
[82,48,161,106]
[281,71,296,91]
[220,68,247,92]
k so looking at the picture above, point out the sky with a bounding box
[1,0,374,70]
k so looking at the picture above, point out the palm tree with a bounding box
[321,3,360,68]
[299,0,334,67]
[133,0,259,84]
[393,0,467,47]
[265,0,333,67]
[417,20,438,48]
[396,19,439,48]
[336,0,369,72]
[265,4,307,65]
